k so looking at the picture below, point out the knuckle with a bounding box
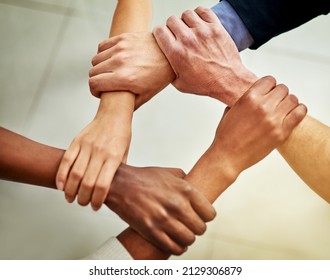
[115,40,126,52]
[71,169,83,180]
[62,153,74,164]
[91,55,97,66]
[77,198,89,206]
[166,15,177,25]
[181,9,192,18]
[270,127,284,142]
[254,102,269,117]
[91,202,102,211]
[88,67,95,78]
[276,83,289,93]
[97,42,103,53]
[95,182,108,192]
[158,209,170,223]
[244,91,258,106]
[179,33,193,45]
[208,207,217,221]
[81,137,93,147]
[176,168,186,178]
[288,94,298,104]
[80,180,94,191]
[181,183,193,195]
[143,217,154,232]
[264,115,278,129]
[185,232,196,246]
[88,77,96,91]
[263,75,277,86]
[197,223,207,235]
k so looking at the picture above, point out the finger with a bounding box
[247,76,277,97]
[90,159,121,211]
[162,167,186,178]
[276,94,299,116]
[190,188,216,222]
[77,155,104,206]
[181,9,204,28]
[164,219,196,247]
[64,147,91,203]
[89,58,115,78]
[89,73,124,98]
[97,36,122,54]
[91,47,114,67]
[153,25,176,45]
[194,6,221,23]
[153,25,178,61]
[219,106,230,122]
[144,229,186,255]
[56,143,80,191]
[263,84,289,110]
[166,15,191,40]
[176,204,208,235]
[282,103,307,137]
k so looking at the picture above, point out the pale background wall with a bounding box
[0,0,329,259]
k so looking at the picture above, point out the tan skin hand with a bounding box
[210,76,308,177]
[56,97,133,211]
[89,32,175,109]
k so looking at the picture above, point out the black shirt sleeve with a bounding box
[226,0,330,49]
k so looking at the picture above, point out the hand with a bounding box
[153,7,257,106]
[56,100,132,211]
[105,164,216,255]
[89,32,175,109]
[209,76,307,179]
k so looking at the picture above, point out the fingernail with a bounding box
[57,181,64,191]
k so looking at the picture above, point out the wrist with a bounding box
[205,146,240,187]
[186,146,240,203]
[96,92,134,120]
[211,67,258,106]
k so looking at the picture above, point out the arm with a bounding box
[0,127,215,256]
[0,75,306,259]
[226,0,330,49]
[118,76,306,259]
[56,0,152,211]
[154,7,330,203]
[277,117,330,203]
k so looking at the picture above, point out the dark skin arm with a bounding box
[0,127,215,256]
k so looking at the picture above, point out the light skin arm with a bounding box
[277,117,330,203]
[0,126,216,255]
[56,0,152,211]
[153,7,330,203]
[89,7,330,203]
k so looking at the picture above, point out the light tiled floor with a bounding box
[0,0,329,259]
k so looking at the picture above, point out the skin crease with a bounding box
[89,6,330,203]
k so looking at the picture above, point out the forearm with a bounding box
[0,127,62,188]
[278,116,330,203]
[98,0,152,116]
[117,145,236,260]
